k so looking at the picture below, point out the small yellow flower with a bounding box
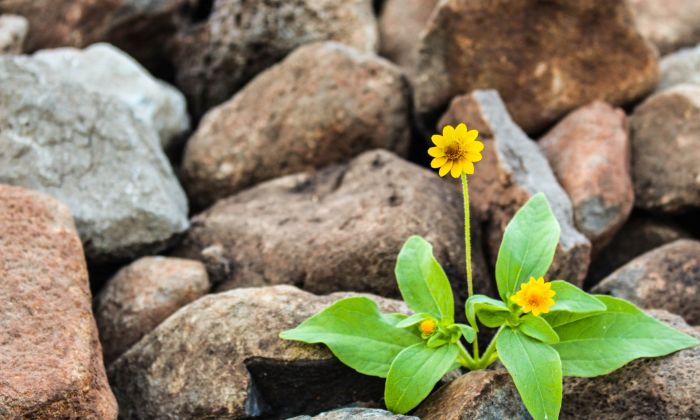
[429,123,484,178]
[510,277,556,316]
[419,319,437,335]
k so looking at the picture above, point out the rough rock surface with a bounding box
[0,57,189,261]
[657,44,700,92]
[562,310,700,419]
[628,0,700,55]
[291,408,418,420]
[440,90,591,286]
[540,101,633,252]
[0,185,117,419]
[172,0,378,116]
[183,42,410,208]
[29,43,189,149]
[593,239,700,324]
[414,370,528,420]
[412,0,658,133]
[630,84,700,213]
[177,150,492,303]
[378,0,437,68]
[109,285,409,419]
[0,14,27,54]
[95,256,210,364]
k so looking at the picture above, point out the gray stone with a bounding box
[0,14,27,54]
[657,43,700,92]
[0,57,189,261]
[291,408,418,420]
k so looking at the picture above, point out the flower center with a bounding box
[444,144,463,161]
[526,295,543,307]
[419,319,437,335]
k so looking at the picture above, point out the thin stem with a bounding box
[477,325,506,369]
[457,342,477,370]
[461,173,473,298]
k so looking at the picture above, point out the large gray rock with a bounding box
[0,57,189,261]
[628,0,700,55]
[292,408,418,420]
[0,14,27,54]
[109,285,408,419]
[657,43,700,92]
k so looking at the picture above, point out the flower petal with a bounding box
[431,134,446,147]
[455,123,468,141]
[430,156,447,168]
[464,129,479,143]
[442,125,456,142]
[466,152,482,162]
[466,140,484,153]
[450,161,463,178]
[463,161,475,175]
[438,160,452,177]
[428,147,445,157]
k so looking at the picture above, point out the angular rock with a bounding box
[0,14,27,54]
[627,0,700,55]
[440,90,591,286]
[109,285,409,419]
[540,101,633,252]
[413,0,658,133]
[630,84,700,213]
[0,57,189,261]
[593,239,700,325]
[0,185,117,418]
[414,369,528,419]
[29,43,189,149]
[562,310,700,419]
[292,408,418,420]
[177,150,492,303]
[172,0,378,116]
[95,256,210,364]
[657,44,700,92]
[183,41,411,208]
[378,0,437,68]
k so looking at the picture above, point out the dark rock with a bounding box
[378,0,437,68]
[627,0,700,55]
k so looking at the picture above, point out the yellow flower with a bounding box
[429,123,484,178]
[419,319,437,335]
[510,277,556,316]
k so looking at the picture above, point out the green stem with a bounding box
[477,325,505,369]
[457,342,477,370]
[461,173,479,360]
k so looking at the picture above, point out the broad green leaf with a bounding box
[395,313,432,329]
[549,281,606,313]
[497,328,562,420]
[552,295,699,377]
[395,236,454,322]
[519,314,559,344]
[456,323,476,343]
[280,297,421,377]
[495,193,560,301]
[427,333,449,348]
[542,310,599,329]
[383,313,409,326]
[385,342,460,414]
[465,294,510,331]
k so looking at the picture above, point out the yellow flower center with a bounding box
[510,277,556,317]
[444,144,463,161]
[419,319,437,335]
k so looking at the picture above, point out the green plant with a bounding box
[280,124,698,419]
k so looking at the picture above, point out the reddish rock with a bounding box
[0,184,117,418]
[378,0,437,68]
[627,0,700,55]
[0,14,27,54]
[412,0,658,133]
[183,42,410,208]
[95,256,210,363]
[593,240,700,325]
[630,84,700,213]
[540,101,633,252]
[439,90,591,287]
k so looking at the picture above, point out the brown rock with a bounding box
[440,90,591,286]
[540,101,633,252]
[177,150,492,305]
[172,0,378,116]
[0,184,117,418]
[0,14,27,54]
[593,239,700,325]
[95,256,210,364]
[378,0,437,68]
[630,84,700,213]
[627,0,700,55]
[414,369,528,419]
[182,41,411,208]
[109,285,409,419]
[412,0,658,133]
[562,310,700,419]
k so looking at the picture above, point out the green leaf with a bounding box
[383,313,409,326]
[552,295,699,377]
[495,193,560,301]
[465,294,510,331]
[395,236,454,322]
[280,297,421,377]
[395,313,432,329]
[519,314,559,344]
[549,281,606,313]
[497,328,562,420]
[385,342,460,414]
[455,323,476,343]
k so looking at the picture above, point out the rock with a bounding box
[0,14,27,54]
[291,408,418,420]
[378,0,437,68]
[562,310,700,419]
[412,0,657,133]
[0,184,117,418]
[172,0,378,116]
[627,0,700,55]
[657,44,700,92]
[0,57,189,261]
[414,369,528,419]
[440,90,591,286]
[95,256,210,364]
[109,285,409,419]
[593,239,700,325]
[539,101,633,252]
[176,149,492,304]
[29,43,189,149]
[182,41,411,208]
[630,84,700,213]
